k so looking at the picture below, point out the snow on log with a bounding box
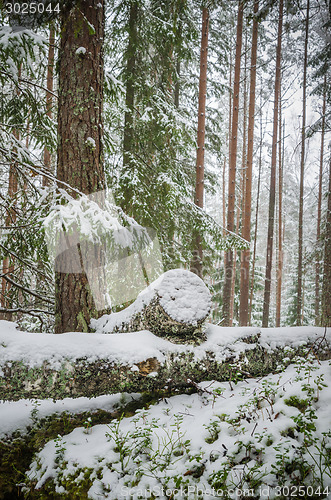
[0,321,330,402]
[91,269,212,344]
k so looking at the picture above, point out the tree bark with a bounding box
[262,0,283,327]
[315,74,326,325]
[239,0,259,326]
[42,25,55,187]
[276,108,284,327]
[321,158,331,327]
[222,0,244,325]
[296,0,310,326]
[0,66,21,322]
[1,327,330,402]
[192,7,209,278]
[123,1,138,176]
[55,0,105,333]
[248,83,263,325]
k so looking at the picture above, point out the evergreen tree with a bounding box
[55,0,106,333]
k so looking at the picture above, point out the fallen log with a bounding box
[91,269,212,344]
[0,321,330,402]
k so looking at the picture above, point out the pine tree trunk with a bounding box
[315,74,326,325]
[239,0,259,326]
[42,25,55,187]
[0,65,21,321]
[248,84,263,325]
[276,100,284,327]
[0,162,18,321]
[55,0,105,334]
[222,0,244,325]
[262,0,283,328]
[296,0,310,326]
[223,49,232,274]
[321,158,331,327]
[123,1,138,178]
[192,7,209,278]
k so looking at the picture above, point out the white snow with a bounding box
[0,393,141,438]
[85,136,96,148]
[75,46,87,55]
[91,269,212,332]
[1,319,330,497]
[0,320,329,372]
[0,321,171,370]
[25,359,331,498]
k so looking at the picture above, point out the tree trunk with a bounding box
[92,269,211,344]
[276,106,284,327]
[321,158,331,327]
[239,0,259,326]
[315,74,326,325]
[222,0,244,325]
[223,49,232,274]
[0,163,18,321]
[42,25,55,187]
[55,0,106,334]
[192,7,209,278]
[0,66,21,322]
[248,83,263,325]
[1,326,330,402]
[262,0,283,328]
[123,1,138,177]
[296,0,310,326]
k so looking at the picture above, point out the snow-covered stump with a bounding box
[0,322,330,402]
[91,269,212,345]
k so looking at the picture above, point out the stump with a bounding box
[91,269,212,344]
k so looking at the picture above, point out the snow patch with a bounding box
[75,46,86,56]
[85,136,96,148]
[92,269,212,332]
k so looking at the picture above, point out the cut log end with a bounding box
[91,269,212,344]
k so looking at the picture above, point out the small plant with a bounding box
[284,395,309,412]
[30,400,41,425]
[83,416,92,434]
[54,434,67,468]
[204,418,221,444]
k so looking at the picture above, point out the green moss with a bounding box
[284,395,309,413]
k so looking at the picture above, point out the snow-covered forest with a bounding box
[0,0,330,498]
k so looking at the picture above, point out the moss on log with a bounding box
[1,326,330,402]
[90,269,212,344]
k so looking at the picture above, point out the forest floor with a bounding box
[0,321,330,499]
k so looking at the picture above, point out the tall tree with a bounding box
[239,0,259,326]
[43,25,55,187]
[296,0,310,326]
[192,6,209,278]
[55,0,105,333]
[0,65,21,321]
[320,156,331,327]
[122,1,138,179]
[276,108,284,328]
[314,74,326,325]
[222,0,244,325]
[262,0,283,327]
[248,116,262,326]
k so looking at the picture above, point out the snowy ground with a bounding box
[0,321,330,499]
[0,319,329,370]
[24,358,331,499]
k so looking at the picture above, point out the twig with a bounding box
[0,274,54,305]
